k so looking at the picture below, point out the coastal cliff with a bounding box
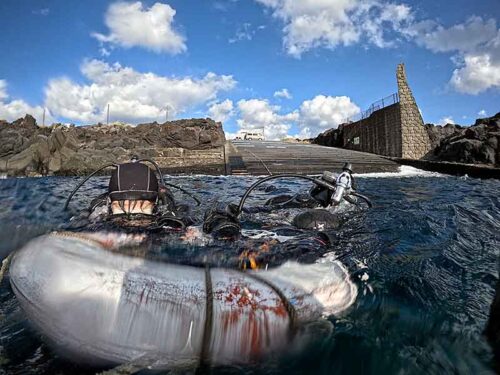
[0,115,226,176]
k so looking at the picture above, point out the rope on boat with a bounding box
[197,265,214,374]
[241,270,298,338]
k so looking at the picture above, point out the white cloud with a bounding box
[234,94,359,140]
[0,80,53,124]
[450,50,500,95]
[273,88,292,99]
[478,109,487,117]
[228,23,267,43]
[298,95,360,137]
[413,16,497,53]
[99,47,111,57]
[438,116,455,125]
[236,99,298,140]
[410,16,500,95]
[229,23,252,43]
[45,59,236,123]
[92,2,186,54]
[208,99,234,122]
[255,0,414,57]
[224,131,240,140]
[255,1,500,95]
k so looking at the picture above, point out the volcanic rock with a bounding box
[0,115,226,176]
[428,112,500,166]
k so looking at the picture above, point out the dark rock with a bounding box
[7,144,36,173]
[312,126,344,147]
[0,116,226,176]
[429,113,500,166]
[424,123,463,149]
[437,139,496,165]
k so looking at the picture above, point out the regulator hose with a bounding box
[236,174,336,216]
[138,158,201,206]
[349,192,373,208]
[162,181,202,206]
[63,163,118,211]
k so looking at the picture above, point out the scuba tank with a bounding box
[331,163,353,206]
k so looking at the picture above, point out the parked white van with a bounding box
[244,130,264,141]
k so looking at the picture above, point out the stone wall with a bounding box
[314,64,431,160]
[341,103,402,157]
[397,64,431,159]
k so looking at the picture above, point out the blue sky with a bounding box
[0,0,499,139]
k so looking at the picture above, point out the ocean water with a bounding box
[0,167,499,374]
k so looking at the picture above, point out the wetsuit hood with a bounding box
[108,162,159,202]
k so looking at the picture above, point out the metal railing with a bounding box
[344,93,399,124]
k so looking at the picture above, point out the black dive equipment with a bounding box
[203,202,241,240]
[236,165,372,216]
[63,157,201,211]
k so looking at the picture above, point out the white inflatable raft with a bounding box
[9,232,357,369]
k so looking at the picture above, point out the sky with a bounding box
[0,0,499,140]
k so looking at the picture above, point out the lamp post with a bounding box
[162,104,173,123]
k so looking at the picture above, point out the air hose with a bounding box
[350,192,373,208]
[236,173,373,215]
[63,158,202,210]
[236,174,336,216]
[63,163,118,211]
[138,158,201,206]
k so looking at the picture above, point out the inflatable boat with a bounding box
[9,231,357,369]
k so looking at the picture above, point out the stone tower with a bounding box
[397,63,431,159]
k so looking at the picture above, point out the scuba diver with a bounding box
[62,157,371,270]
[64,158,369,235]
[263,163,355,210]
[63,156,240,240]
[236,162,371,231]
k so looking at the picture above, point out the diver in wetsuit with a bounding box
[264,163,356,209]
[65,155,239,239]
[254,163,361,230]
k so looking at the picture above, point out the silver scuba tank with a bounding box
[331,171,352,206]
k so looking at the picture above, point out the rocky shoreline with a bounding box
[0,116,226,176]
[313,113,500,167]
[425,113,500,166]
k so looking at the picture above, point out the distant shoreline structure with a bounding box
[312,64,500,170]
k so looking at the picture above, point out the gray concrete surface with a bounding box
[227,140,400,175]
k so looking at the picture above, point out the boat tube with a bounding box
[9,232,357,369]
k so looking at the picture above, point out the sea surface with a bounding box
[0,167,499,374]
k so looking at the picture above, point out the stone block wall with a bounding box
[342,103,402,157]
[340,63,431,159]
[397,64,431,159]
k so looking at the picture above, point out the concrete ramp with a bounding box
[228,141,400,175]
